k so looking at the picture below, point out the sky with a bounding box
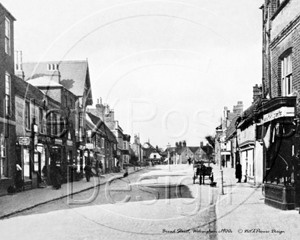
[2,0,263,148]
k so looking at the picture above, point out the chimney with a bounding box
[183,140,186,147]
[233,101,243,115]
[96,98,100,108]
[253,84,262,103]
[110,109,115,121]
[46,63,60,83]
[200,141,203,148]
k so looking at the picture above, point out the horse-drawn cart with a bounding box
[193,162,214,185]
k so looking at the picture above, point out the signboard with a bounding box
[263,107,294,123]
[19,137,30,146]
[54,139,63,145]
[66,140,73,146]
[85,143,94,149]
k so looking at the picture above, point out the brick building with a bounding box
[258,0,300,210]
[0,4,16,195]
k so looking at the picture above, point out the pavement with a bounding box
[0,166,145,219]
[213,166,300,240]
[1,164,300,240]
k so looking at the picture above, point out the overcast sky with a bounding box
[3,0,263,148]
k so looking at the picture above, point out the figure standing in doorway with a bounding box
[236,161,242,183]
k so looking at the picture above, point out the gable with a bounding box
[22,61,93,105]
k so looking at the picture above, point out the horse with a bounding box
[193,164,213,185]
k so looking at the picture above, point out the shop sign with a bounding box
[79,145,85,150]
[263,107,294,123]
[19,137,30,146]
[54,139,63,145]
[85,143,94,149]
[66,140,73,146]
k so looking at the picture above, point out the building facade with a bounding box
[0,4,16,195]
[258,0,300,209]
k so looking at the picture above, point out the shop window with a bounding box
[281,52,292,96]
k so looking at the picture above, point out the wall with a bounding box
[271,0,300,41]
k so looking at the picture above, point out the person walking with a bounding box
[236,161,242,183]
[84,164,92,182]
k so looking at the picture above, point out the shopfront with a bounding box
[257,97,298,210]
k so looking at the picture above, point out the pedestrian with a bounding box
[84,164,92,182]
[236,161,242,183]
[50,161,62,189]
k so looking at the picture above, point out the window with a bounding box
[25,102,30,129]
[39,108,43,133]
[60,116,64,136]
[5,73,11,116]
[53,113,57,135]
[79,112,83,128]
[5,17,11,55]
[281,53,292,96]
[47,64,59,71]
[101,138,104,148]
[0,134,7,178]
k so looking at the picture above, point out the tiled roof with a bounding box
[14,76,61,107]
[225,115,240,141]
[238,98,262,129]
[22,61,93,105]
[14,76,45,106]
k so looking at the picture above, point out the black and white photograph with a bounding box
[0,0,299,239]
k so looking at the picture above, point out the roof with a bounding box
[27,76,63,87]
[189,147,200,153]
[227,112,238,121]
[225,115,240,141]
[143,142,156,149]
[0,3,16,21]
[86,112,117,143]
[22,61,93,105]
[238,98,262,129]
[201,145,212,155]
[14,76,46,106]
[176,147,186,155]
[14,76,61,108]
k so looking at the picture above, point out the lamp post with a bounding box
[167,143,171,171]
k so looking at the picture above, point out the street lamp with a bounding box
[167,143,171,171]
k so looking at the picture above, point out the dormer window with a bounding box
[47,64,59,71]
